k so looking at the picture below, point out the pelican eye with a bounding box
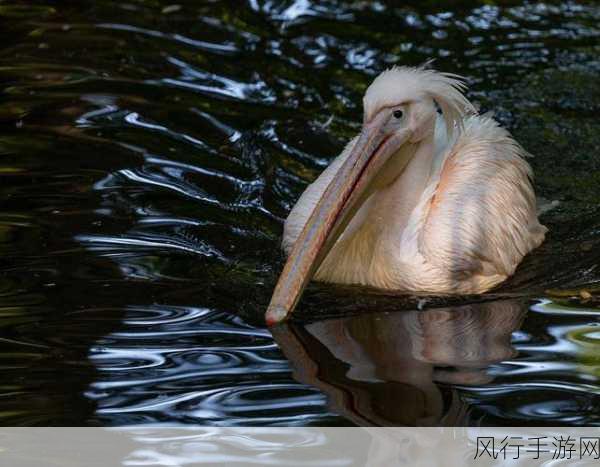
[392,109,403,119]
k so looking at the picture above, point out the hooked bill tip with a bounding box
[265,305,289,326]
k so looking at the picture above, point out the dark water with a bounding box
[1,0,599,426]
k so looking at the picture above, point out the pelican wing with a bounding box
[419,115,547,290]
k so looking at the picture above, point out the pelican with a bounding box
[266,65,546,325]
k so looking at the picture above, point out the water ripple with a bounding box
[0,0,599,428]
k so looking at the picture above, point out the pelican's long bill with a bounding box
[265,111,414,325]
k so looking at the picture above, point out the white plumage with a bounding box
[283,67,546,294]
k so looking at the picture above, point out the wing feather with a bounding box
[420,115,546,285]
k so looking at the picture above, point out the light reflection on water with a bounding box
[0,0,599,426]
[81,299,600,426]
[87,306,333,426]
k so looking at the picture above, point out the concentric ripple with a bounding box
[86,307,333,426]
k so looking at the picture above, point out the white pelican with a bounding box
[266,65,546,325]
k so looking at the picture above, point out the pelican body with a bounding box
[266,66,546,325]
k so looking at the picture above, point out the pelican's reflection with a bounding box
[272,299,526,426]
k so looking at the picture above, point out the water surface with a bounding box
[0,0,599,426]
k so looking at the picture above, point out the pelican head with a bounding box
[266,66,476,325]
